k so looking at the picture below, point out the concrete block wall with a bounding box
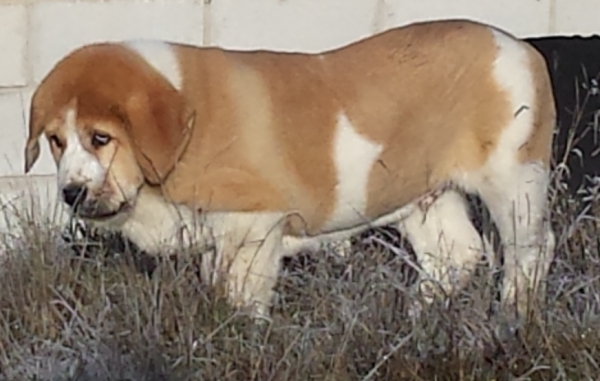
[0,0,596,232]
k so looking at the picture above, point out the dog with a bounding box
[24,19,557,320]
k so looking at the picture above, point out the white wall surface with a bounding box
[0,0,597,231]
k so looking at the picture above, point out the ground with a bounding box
[1,35,600,381]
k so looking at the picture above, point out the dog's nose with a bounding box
[62,184,88,207]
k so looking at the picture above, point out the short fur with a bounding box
[25,19,557,319]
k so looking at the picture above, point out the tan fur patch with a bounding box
[517,43,557,165]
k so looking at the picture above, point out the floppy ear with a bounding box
[123,91,195,185]
[24,135,41,174]
[24,93,47,174]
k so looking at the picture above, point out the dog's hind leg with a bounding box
[463,30,557,321]
[473,161,555,320]
[398,189,491,307]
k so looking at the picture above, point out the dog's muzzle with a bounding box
[61,183,130,221]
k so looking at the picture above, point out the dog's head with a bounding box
[24,43,195,222]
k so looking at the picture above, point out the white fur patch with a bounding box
[324,113,383,230]
[454,28,537,193]
[116,189,209,253]
[463,28,540,218]
[489,28,536,162]
[399,190,490,300]
[123,40,183,91]
[116,187,286,257]
[58,107,105,189]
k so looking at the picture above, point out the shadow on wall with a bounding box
[527,36,600,193]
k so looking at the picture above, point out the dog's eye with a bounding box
[91,132,111,148]
[49,135,64,149]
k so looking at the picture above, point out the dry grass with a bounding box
[2,88,600,381]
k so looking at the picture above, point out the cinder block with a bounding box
[30,0,205,84]
[0,89,57,177]
[0,4,28,87]
[554,0,600,37]
[378,0,552,38]
[208,0,377,52]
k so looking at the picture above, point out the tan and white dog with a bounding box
[24,19,556,319]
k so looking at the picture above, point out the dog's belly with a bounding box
[281,201,419,256]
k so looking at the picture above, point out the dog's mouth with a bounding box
[72,201,132,222]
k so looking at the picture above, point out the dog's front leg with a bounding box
[207,212,286,319]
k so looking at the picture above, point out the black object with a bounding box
[62,183,87,207]
[527,35,600,193]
